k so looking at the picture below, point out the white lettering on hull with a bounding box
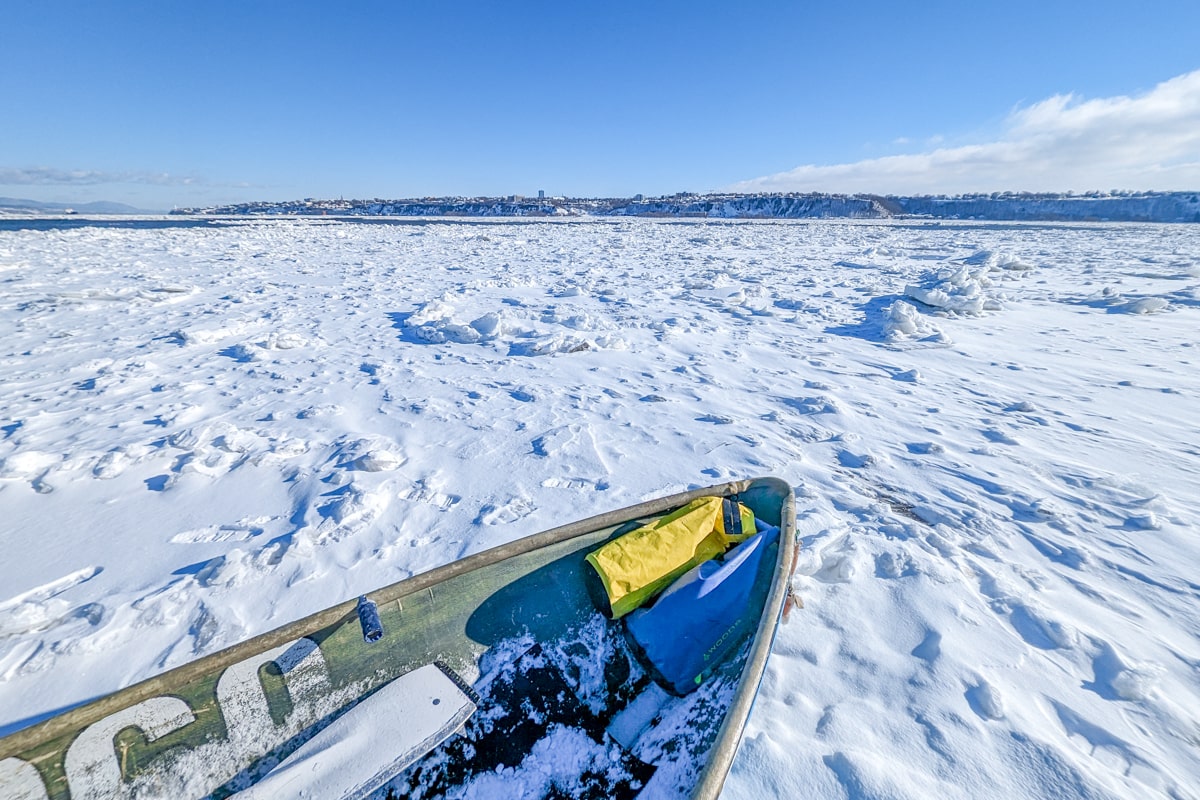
[215,637,332,755]
[0,636,333,800]
[0,757,50,800]
[63,697,195,800]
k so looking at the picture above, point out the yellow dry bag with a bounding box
[585,496,755,619]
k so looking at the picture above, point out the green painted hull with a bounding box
[0,477,796,799]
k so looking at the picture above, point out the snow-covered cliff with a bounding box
[892,192,1200,222]
[172,192,1200,222]
[608,194,887,218]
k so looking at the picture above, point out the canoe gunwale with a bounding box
[0,476,796,800]
[692,476,796,799]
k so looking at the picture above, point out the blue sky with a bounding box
[3,1,1198,209]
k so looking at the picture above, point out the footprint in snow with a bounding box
[0,566,105,638]
[398,482,461,511]
[982,428,1020,445]
[541,477,609,491]
[837,450,876,469]
[475,498,535,526]
[995,600,1077,650]
[965,680,1006,720]
[875,551,917,579]
[910,630,941,663]
[531,425,581,458]
[1123,512,1162,531]
[799,541,857,585]
[297,404,344,420]
[170,517,271,544]
[92,449,132,479]
[313,484,391,540]
[1083,640,1163,702]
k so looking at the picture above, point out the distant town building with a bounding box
[538,190,545,199]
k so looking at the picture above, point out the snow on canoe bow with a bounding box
[0,477,796,800]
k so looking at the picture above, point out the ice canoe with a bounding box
[0,477,796,800]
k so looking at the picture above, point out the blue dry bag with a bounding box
[625,522,780,695]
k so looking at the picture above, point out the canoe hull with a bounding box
[0,477,795,799]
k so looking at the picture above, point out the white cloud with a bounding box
[0,167,197,187]
[730,70,1200,194]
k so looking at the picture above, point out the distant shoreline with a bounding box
[166,191,1200,224]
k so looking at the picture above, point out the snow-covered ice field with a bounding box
[1,217,1198,798]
